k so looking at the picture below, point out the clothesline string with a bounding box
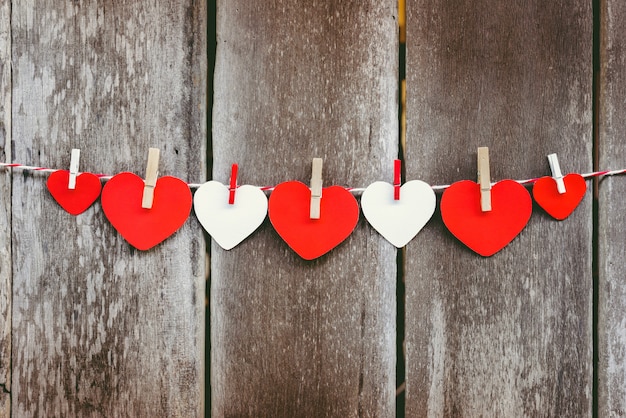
[0,162,624,193]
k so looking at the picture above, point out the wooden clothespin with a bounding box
[393,159,401,200]
[477,147,492,212]
[310,158,323,219]
[68,148,81,190]
[141,148,160,209]
[547,153,566,194]
[228,163,238,205]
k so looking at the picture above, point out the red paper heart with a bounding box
[440,180,532,257]
[47,170,102,215]
[101,172,192,250]
[532,174,586,220]
[268,181,359,260]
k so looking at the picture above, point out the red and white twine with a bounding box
[1,161,625,193]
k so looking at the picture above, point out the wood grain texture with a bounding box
[212,1,398,416]
[404,0,593,415]
[11,1,206,416]
[0,0,11,416]
[598,1,626,416]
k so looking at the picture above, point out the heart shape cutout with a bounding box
[532,174,586,220]
[361,180,436,247]
[101,172,192,250]
[47,170,102,215]
[268,181,359,260]
[440,180,532,256]
[194,181,268,250]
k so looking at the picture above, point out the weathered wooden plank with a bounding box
[598,1,626,416]
[405,0,593,416]
[11,1,206,416]
[0,0,11,416]
[212,1,398,416]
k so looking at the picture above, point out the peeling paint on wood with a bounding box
[10,1,206,416]
[211,1,398,416]
[404,0,593,415]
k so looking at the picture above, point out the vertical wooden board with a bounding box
[405,0,593,416]
[11,1,206,417]
[0,0,10,416]
[212,1,398,416]
[599,1,626,416]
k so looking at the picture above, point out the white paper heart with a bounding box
[361,180,436,247]
[194,181,268,250]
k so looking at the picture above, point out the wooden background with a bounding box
[0,1,10,416]
[599,0,626,417]
[211,1,398,416]
[404,0,593,416]
[0,0,625,416]
[3,1,206,417]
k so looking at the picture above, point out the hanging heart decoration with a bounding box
[194,181,268,250]
[47,170,102,215]
[361,180,436,247]
[101,172,192,250]
[440,180,532,256]
[268,181,359,260]
[532,174,586,220]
